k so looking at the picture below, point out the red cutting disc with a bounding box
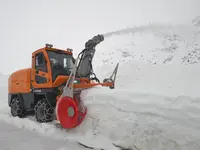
[56,96,79,129]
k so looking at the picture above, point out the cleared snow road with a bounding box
[0,121,88,150]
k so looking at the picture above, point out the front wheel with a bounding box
[10,96,25,118]
[34,99,54,123]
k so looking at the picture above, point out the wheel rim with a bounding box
[36,105,46,121]
[35,99,54,123]
[68,106,75,117]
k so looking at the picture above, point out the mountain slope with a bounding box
[96,24,200,66]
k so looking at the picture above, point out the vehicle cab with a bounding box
[31,44,75,89]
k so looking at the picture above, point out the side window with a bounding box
[35,52,47,72]
[63,58,67,67]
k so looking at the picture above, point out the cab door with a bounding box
[31,51,52,89]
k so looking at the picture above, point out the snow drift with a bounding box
[1,20,200,150]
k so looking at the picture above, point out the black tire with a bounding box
[10,96,25,118]
[34,98,54,123]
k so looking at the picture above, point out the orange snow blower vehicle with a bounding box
[8,34,119,129]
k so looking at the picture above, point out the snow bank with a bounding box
[80,87,200,150]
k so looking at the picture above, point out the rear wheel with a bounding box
[10,96,25,118]
[34,98,54,123]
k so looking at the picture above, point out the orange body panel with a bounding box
[8,68,32,94]
[52,76,69,87]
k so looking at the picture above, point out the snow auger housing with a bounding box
[8,34,119,129]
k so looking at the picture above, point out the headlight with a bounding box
[73,79,80,84]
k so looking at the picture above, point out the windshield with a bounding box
[47,50,75,81]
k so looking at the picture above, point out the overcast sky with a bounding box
[0,0,200,74]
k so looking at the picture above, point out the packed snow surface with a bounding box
[1,21,200,150]
[0,121,87,150]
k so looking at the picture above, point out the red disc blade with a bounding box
[56,96,79,129]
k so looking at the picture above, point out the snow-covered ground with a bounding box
[1,18,200,150]
[0,121,88,150]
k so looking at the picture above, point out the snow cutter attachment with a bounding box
[55,34,119,129]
